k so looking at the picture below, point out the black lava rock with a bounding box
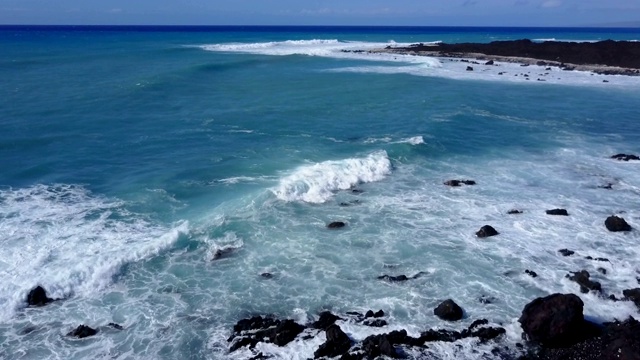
[558,249,575,256]
[525,270,538,278]
[605,215,632,232]
[508,209,523,214]
[434,299,464,321]
[476,225,499,238]
[26,286,53,307]
[312,311,342,330]
[327,221,346,229]
[67,325,98,338]
[314,324,352,359]
[567,270,602,293]
[611,153,640,161]
[546,209,569,216]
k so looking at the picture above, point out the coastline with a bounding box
[366,39,640,76]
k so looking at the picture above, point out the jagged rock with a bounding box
[476,225,499,238]
[508,209,523,214]
[271,320,305,346]
[611,153,640,161]
[434,299,464,321]
[229,316,304,351]
[212,246,237,260]
[27,286,52,306]
[623,288,640,309]
[365,310,384,318]
[546,209,569,216]
[558,249,575,256]
[362,334,400,358]
[67,325,98,338]
[519,293,593,348]
[525,270,538,278]
[314,324,352,358]
[605,215,632,232]
[327,221,346,229]
[567,270,602,293]
[485,60,495,65]
[363,319,387,327]
[107,323,123,330]
[466,66,474,71]
[313,311,342,330]
[419,328,462,343]
[377,274,408,282]
[444,179,476,187]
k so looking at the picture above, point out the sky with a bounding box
[1,0,640,27]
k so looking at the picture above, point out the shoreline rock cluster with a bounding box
[367,39,640,76]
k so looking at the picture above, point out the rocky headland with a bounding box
[368,39,640,76]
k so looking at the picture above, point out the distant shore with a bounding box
[368,39,640,76]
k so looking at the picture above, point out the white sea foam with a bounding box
[0,184,188,321]
[400,136,425,145]
[271,151,391,203]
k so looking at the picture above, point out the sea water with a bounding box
[1,26,640,359]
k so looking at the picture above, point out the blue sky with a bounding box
[1,0,639,26]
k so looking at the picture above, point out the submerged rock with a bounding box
[26,286,53,307]
[605,215,632,232]
[525,270,538,278]
[546,209,569,216]
[507,209,523,214]
[444,179,476,187]
[558,249,575,256]
[67,325,98,338]
[476,225,499,238]
[434,299,464,321]
[623,288,640,309]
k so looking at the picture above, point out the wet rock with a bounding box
[233,316,279,334]
[623,288,640,309]
[444,179,476,187]
[599,183,613,189]
[485,60,495,65]
[365,310,384,318]
[508,209,523,214]
[466,66,474,71]
[419,328,462,343]
[605,215,632,232]
[271,320,306,346]
[479,295,496,304]
[546,209,569,216]
[611,153,640,161]
[314,324,352,358]
[212,246,237,260]
[525,270,538,278]
[312,311,342,330]
[362,334,400,358]
[558,249,575,256]
[434,299,464,321]
[260,272,274,279]
[363,319,387,327]
[27,286,53,307]
[567,270,602,293]
[67,325,98,338]
[327,221,346,229]
[476,225,499,238]
[377,274,408,282]
[471,326,506,343]
[519,293,593,348]
[107,323,124,330]
[468,319,489,331]
[597,267,607,275]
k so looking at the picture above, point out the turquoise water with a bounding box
[1,26,640,359]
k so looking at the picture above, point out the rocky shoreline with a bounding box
[366,39,640,76]
[18,153,640,359]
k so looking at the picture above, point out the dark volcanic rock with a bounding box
[485,60,495,65]
[327,221,346,229]
[67,325,98,338]
[363,319,388,327]
[229,316,305,351]
[27,286,53,307]
[508,209,523,214]
[419,328,462,343]
[525,270,538,278]
[362,334,401,358]
[623,288,640,309]
[519,293,591,348]
[107,323,124,330]
[365,309,384,318]
[444,179,476,187]
[271,320,305,346]
[476,225,499,238]
[397,39,640,70]
[212,246,238,260]
[567,270,602,293]
[313,311,342,330]
[558,249,575,256]
[466,66,474,71]
[233,316,279,333]
[531,317,640,360]
[377,274,409,282]
[546,208,569,216]
[605,215,632,232]
[611,153,640,161]
[434,299,464,321]
[314,324,352,358]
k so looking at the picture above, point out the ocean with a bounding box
[1,25,640,359]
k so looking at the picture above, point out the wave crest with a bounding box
[271,151,391,203]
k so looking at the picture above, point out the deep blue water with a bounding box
[1,26,639,359]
